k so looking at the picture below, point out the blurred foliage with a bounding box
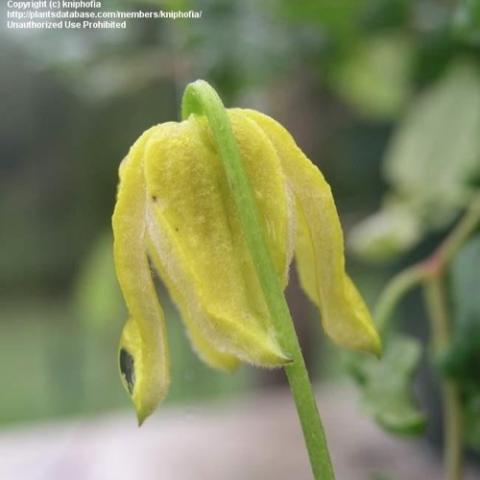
[441,235,480,451]
[73,233,124,334]
[0,246,253,425]
[442,234,480,387]
[4,0,479,293]
[1,0,480,432]
[465,391,480,450]
[453,0,480,45]
[331,34,413,119]
[333,0,480,459]
[346,334,426,435]
[350,62,480,261]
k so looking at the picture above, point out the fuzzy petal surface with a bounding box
[242,109,381,356]
[112,126,170,424]
[142,113,293,367]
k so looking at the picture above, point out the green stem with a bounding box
[373,265,426,332]
[181,80,335,480]
[423,278,463,480]
[435,192,480,271]
[373,191,480,332]
[372,194,480,479]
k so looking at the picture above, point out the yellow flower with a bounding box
[112,107,381,424]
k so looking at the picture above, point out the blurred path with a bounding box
[0,386,477,480]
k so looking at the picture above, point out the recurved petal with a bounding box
[112,126,170,424]
[143,114,293,367]
[242,109,381,356]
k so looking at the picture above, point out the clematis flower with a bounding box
[112,103,381,424]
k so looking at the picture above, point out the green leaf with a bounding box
[346,334,426,435]
[351,62,480,261]
[441,234,480,387]
[348,200,422,262]
[384,61,480,226]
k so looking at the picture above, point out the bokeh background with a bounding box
[1,0,480,478]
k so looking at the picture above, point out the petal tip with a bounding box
[261,341,292,367]
[277,351,294,366]
[245,340,292,368]
[371,334,383,359]
[360,324,383,359]
[136,406,150,427]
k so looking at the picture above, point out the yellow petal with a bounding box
[142,114,293,367]
[242,109,381,356]
[112,126,170,424]
[146,234,240,372]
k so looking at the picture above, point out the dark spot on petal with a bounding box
[175,227,179,232]
[119,348,135,394]
[151,195,157,202]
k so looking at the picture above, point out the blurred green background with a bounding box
[1,0,479,432]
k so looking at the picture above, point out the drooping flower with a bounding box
[112,105,381,424]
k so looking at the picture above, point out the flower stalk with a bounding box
[114,79,379,476]
[181,80,335,480]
